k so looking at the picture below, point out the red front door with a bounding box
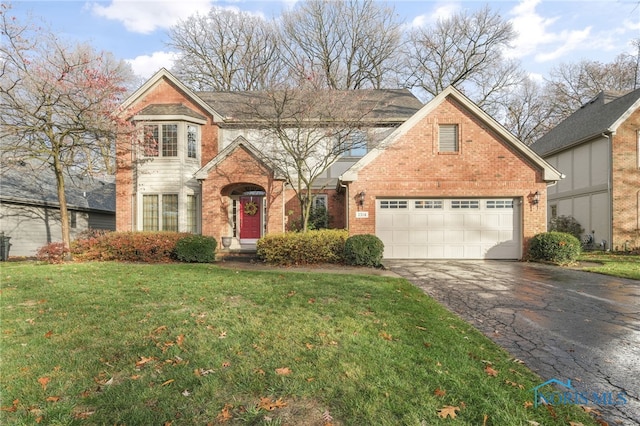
[239,196,262,240]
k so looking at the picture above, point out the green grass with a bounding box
[577,252,640,280]
[1,262,598,425]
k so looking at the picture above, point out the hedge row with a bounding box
[68,231,217,264]
[256,230,384,267]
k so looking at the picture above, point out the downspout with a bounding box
[282,181,287,232]
[339,178,349,231]
[603,132,613,251]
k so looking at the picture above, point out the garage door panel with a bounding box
[376,198,521,259]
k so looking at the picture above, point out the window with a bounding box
[313,194,328,210]
[415,200,443,209]
[69,211,77,228]
[451,200,479,209]
[550,204,558,219]
[486,200,514,209]
[379,200,408,209]
[311,194,329,229]
[141,124,178,157]
[439,124,459,152]
[187,125,198,159]
[162,194,178,231]
[142,194,178,231]
[186,195,197,233]
[143,195,159,231]
[338,130,368,158]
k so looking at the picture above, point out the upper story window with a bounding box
[337,130,367,158]
[439,124,459,153]
[140,122,200,159]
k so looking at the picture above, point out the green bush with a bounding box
[343,234,385,267]
[528,231,581,265]
[174,234,217,263]
[549,215,584,240]
[257,229,348,265]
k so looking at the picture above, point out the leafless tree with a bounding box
[500,78,555,145]
[403,5,517,105]
[280,0,403,89]
[0,4,134,252]
[544,48,640,123]
[241,80,383,231]
[168,8,283,91]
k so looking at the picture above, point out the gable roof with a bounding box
[136,103,207,122]
[194,137,285,180]
[531,88,640,156]
[0,161,115,213]
[341,86,563,183]
[117,68,224,122]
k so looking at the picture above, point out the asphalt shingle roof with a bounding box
[197,89,423,123]
[531,88,640,156]
[137,103,207,121]
[0,161,115,212]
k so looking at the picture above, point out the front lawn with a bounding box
[577,252,640,280]
[1,262,598,425]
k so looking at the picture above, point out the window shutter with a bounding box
[439,124,459,152]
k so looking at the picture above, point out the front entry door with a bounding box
[239,196,262,241]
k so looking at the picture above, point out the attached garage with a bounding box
[376,198,521,259]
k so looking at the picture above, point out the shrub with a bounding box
[343,234,385,267]
[36,242,69,264]
[549,215,584,240]
[71,231,186,263]
[174,235,217,263]
[528,231,581,265]
[257,229,348,265]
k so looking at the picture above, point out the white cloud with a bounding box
[127,51,178,79]
[505,0,600,64]
[91,0,215,34]
[410,2,460,28]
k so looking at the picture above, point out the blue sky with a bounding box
[9,0,640,81]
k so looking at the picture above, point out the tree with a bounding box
[500,77,554,145]
[242,82,383,231]
[0,5,134,253]
[403,5,519,105]
[167,8,283,91]
[278,0,403,89]
[544,50,640,124]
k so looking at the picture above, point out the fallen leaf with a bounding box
[74,410,95,419]
[222,361,231,368]
[437,405,460,419]
[275,367,291,375]
[46,396,60,402]
[379,331,393,341]
[258,397,287,411]
[216,403,233,422]
[218,331,227,339]
[44,330,53,338]
[286,290,296,297]
[484,365,498,377]
[415,325,428,331]
[38,377,50,390]
[254,368,265,376]
[0,399,19,412]
[305,343,314,350]
[182,389,191,397]
[569,422,585,426]
[308,298,315,304]
[434,388,446,397]
[161,379,175,386]
[527,421,540,426]
[135,356,157,369]
[176,334,185,347]
[580,406,601,415]
[130,374,142,380]
[523,401,534,409]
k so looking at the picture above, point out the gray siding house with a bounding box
[0,160,115,257]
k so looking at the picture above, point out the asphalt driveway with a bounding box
[385,260,639,426]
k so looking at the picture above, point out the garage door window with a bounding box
[380,200,408,209]
[451,200,479,209]
[486,200,513,208]
[415,200,443,209]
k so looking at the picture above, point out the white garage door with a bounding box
[376,198,521,259]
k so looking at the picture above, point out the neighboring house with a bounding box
[116,69,560,259]
[0,160,115,257]
[531,89,640,251]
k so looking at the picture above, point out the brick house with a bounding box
[116,69,560,259]
[531,89,640,251]
[341,86,561,259]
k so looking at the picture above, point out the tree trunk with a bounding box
[53,157,72,259]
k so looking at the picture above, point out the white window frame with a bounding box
[141,193,179,231]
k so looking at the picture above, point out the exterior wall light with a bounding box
[532,191,540,205]
[358,191,366,206]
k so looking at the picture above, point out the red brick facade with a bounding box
[611,107,640,249]
[344,96,552,256]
